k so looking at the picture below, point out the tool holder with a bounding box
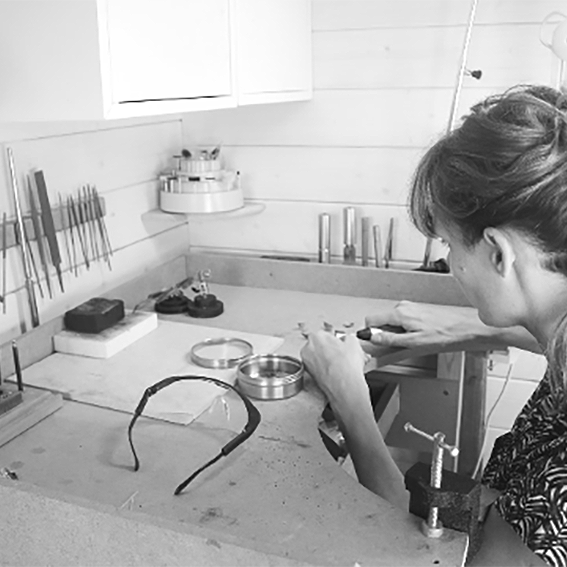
[0,196,107,251]
[404,422,482,560]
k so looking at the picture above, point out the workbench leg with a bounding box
[457,352,487,478]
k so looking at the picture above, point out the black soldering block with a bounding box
[64,298,125,334]
[404,461,482,560]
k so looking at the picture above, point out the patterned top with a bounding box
[482,371,567,566]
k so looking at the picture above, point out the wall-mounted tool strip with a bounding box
[0,185,108,254]
[4,146,112,327]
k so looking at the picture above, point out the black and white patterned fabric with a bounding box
[482,371,567,566]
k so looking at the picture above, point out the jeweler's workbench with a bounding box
[0,253,489,566]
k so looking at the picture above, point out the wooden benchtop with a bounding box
[0,254,470,566]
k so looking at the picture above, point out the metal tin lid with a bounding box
[190,337,254,369]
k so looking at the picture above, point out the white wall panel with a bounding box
[184,89,460,148]
[314,24,553,90]
[313,0,565,30]
[221,146,423,204]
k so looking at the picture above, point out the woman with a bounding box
[301,85,567,566]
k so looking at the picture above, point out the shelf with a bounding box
[142,202,266,224]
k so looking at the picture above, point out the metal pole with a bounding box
[422,0,480,268]
[6,147,40,327]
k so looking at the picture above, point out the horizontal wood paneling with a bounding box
[313,0,565,30]
[183,89,480,148]
[220,146,423,204]
[314,24,554,89]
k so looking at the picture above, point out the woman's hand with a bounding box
[300,330,370,416]
[362,301,541,354]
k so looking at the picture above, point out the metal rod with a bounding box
[343,207,356,265]
[92,186,113,257]
[361,216,370,267]
[69,195,89,269]
[422,0,479,268]
[384,218,394,269]
[318,213,331,264]
[372,225,382,269]
[28,175,53,299]
[84,186,100,262]
[88,185,110,268]
[58,193,73,275]
[2,213,6,314]
[21,222,45,299]
[12,340,23,392]
[6,147,40,327]
[66,195,79,276]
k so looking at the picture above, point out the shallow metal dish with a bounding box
[236,354,304,400]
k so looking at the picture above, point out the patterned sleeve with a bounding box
[492,452,567,566]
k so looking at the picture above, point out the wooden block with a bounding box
[0,388,63,449]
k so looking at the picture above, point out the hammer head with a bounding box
[404,462,482,560]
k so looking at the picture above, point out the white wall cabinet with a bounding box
[0,0,312,121]
[233,0,312,105]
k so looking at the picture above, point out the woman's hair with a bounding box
[409,84,567,406]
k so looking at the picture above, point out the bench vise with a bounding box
[404,422,482,561]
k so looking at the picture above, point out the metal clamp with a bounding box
[405,422,459,538]
[190,337,253,369]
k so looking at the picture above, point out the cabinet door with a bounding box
[234,0,312,104]
[104,0,233,103]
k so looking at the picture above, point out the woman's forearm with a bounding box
[335,403,408,510]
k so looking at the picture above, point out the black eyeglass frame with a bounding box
[127,374,261,495]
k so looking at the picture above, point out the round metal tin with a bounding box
[236,354,304,400]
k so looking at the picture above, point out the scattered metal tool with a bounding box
[58,193,73,275]
[68,194,89,270]
[19,222,45,299]
[66,195,79,275]
[28,175,53,299]
[361,216,370,267]
[2,213,7,313]
[6,147,40,327]
[318,213,331,264]
[384,218,394,269]
[34,170,64,293]
[343,207,356,265]
[372,224,382,269]
[92,186,112,259]
[11,340,23,392]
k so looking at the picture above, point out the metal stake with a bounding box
[6,147,40,327]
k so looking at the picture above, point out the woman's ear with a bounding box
[482,227,515,276]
